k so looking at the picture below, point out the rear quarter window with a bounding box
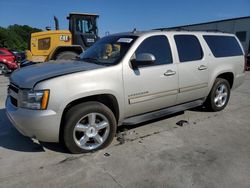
[203,35,243,58]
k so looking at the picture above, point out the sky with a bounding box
[0,0,249,36]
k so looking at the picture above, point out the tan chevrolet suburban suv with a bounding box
[6,30,245,153]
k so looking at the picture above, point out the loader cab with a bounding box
[68,13,99,50]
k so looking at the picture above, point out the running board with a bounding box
[122,100,204,125]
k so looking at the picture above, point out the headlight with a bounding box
[20,90,50,110]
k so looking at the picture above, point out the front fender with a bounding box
[58,89,122,114]
[34,65,125,122]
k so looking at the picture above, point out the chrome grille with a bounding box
[9,84,19,93]
[8,83,19,107]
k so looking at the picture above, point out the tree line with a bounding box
[0,24,41,51]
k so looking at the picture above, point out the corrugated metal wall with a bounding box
[177,18,250,53]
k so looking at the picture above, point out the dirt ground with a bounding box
[0,73,250,188]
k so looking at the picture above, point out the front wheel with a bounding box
[0,63,10,75]
[205,78,230,112]
[56,51,78,60]
[63,102,117,154]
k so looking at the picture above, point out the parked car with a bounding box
[12,51,26,63]
[0,48,19,75]
[6,30,245,153]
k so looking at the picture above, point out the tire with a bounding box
[205,78,230,112]
[63,101,117,154]
[0,63,10,75]
[56,51,78,60]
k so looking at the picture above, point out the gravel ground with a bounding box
[0,73,250,188]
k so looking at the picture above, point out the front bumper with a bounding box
[6,96,61,142]
[6,61,19,70]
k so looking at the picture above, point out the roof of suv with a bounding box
[109,29,234,38]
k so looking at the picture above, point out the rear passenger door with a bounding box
[174,34,209,104]
[123,35,179,117]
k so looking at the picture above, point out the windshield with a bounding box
[80,35,138,65]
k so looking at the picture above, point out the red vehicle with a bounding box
[0,48,19,75]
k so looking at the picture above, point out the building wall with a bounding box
[179,18,250,54]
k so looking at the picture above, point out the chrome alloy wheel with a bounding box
[214,83,228,108]
[73,113,110,150]
[0,64,7,75]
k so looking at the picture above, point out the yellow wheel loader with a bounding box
[25,13,99,63]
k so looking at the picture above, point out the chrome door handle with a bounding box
[198,65,207,70]
[164,70,176,76]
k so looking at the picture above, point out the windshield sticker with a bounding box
[117,38,133,43]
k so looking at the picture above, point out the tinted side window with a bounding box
[135,35,172,66]
[174,35,203,62]
[236,31,246,42]
[203,35,243,57]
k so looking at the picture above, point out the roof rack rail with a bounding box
[153,27,189,31]
[153,27,227,33]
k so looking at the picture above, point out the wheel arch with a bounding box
[209,67,235,93]
[216,72,234,89]
[59,94,120,143]
[0,62,10,72]
[50,45,83,60]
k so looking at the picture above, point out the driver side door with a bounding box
[123,35,179,117]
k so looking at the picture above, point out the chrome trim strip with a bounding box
[9,84,20,107]
[180,83,208,93]
[124,99,204,125]
[129,89,178,104]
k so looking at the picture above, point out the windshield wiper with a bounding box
[80,57,112,66]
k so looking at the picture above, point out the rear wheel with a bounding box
[205,78,230,111]
[0,63,10,75]
[56,51,78,60]
[63,102,117,154]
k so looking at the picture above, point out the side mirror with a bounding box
[131,53,155,68]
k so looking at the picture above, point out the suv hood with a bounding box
[10,60,104,88]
